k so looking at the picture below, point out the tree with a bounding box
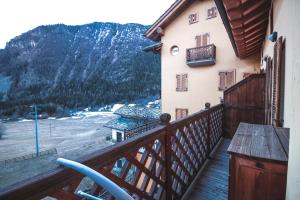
[0,122,5,139]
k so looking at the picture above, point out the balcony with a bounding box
[0,75,289,200]
[0,104,224,200]
[186,44,216,67]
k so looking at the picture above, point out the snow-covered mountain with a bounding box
[0,22,160,118]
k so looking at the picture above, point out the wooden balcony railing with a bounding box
[0,104,224,200]
[186,44,216,67]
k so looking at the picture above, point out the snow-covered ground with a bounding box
[0,112,118,189]
[0,101,160,189]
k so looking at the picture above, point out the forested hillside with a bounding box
[0,22,160,118]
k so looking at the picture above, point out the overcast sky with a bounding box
[0,0,175,48]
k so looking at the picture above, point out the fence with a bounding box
[0,104,224,200]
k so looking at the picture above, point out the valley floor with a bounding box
[0,114,116,189]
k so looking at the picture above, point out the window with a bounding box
[207,7,217,19]
[218,70,236,91]
[195,33,210,47]
[189,13,198,24]
[116,132,123,142]
[176,109,188,120]
[170,45,179,56]
[176,74,188,91]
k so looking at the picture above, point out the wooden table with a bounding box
[227,123,289,200]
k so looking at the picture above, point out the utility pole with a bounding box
[32,105,39,157]
[49,122,52,137]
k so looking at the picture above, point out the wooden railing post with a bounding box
[160,113,172,200]
[205,103,212,157]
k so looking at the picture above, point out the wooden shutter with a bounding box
[265,57,273,124]
[196,35,202,47]
[219,72,226,91]
[202,34,208,46]
[176,74,181,91]
[196,34,210,47]
[202,33,210,46]
[176,109,188,120]
[181,109,188,118]
[176,74,188,91]
[182,74,188,91]
[219,70,236,91]
[226,70,236,88]
[272,36,284,127]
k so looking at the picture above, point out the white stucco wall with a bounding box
[111,129,124,142]
[262,0,300,199]
[160,0,260,120]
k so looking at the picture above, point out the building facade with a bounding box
[214,0,300,199]
[145,0,260,120]
[261,0,300,198]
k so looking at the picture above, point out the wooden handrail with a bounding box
[223,74,265,94]
[0,104,224,200]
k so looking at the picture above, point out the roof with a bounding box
[145,0,271,58]
[215,0,272,58]
[143,42,163,54]
[144,0,194,41]
[114,106,160,120]
[104,117,147,131]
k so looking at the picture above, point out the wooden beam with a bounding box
[245,33,266,44]
[243,0,268,16]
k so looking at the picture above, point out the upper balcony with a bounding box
[186,44,216,67]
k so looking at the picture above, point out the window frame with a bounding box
[218,70,236,91]
[175,108,189,120]
[207,7,217,19]
[189,13,199,24]
[170,45,179,56]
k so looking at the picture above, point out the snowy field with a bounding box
[0,111,118,189]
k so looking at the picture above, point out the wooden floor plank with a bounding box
[188,139,230,200]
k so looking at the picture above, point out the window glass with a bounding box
[170,46,179,56]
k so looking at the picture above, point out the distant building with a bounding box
[104,105,160,143]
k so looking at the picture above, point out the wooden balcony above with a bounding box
[186,44,216,67]
[214,0,272,58]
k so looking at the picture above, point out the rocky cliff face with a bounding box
[0,22,160,118]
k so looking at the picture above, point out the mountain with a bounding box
[0,22,160,118]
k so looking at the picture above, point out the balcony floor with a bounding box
[188,138,230,200]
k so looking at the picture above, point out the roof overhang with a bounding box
[214,0,272,58]
[144,0,194,41]
[143,42,163,54]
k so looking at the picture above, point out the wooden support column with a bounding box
[205,103,212,157]
[160,113,172,200]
